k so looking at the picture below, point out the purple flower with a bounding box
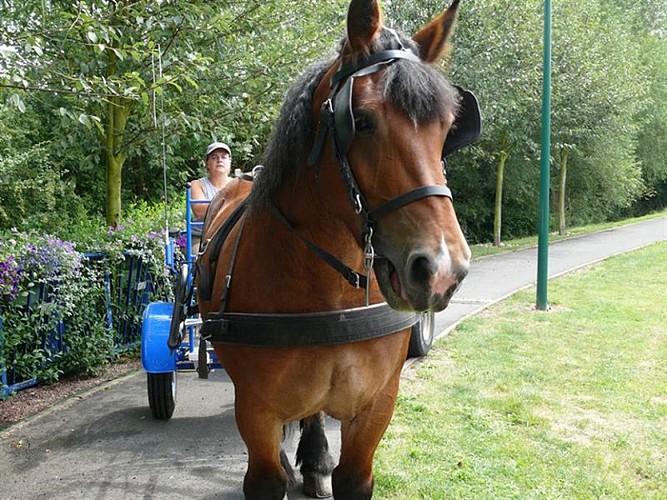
[0,256,21,301]
[175,234,187,249]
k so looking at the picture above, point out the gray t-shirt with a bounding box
[191,177,219,236]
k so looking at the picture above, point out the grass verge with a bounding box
[375,241,667,499]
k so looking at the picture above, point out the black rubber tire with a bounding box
[147,371,176,420]
[407,311,435,358]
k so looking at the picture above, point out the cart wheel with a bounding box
[147,371,176,420]
[197,337,210,379]
[408,311,435,358]
[168,264,189,350]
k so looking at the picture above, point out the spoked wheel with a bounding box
[168,263,190,350]
[407,310,435,358]
[147,371,176,420]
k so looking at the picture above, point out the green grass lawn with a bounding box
[375,240,667,499]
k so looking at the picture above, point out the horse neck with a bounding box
[277,168,362,265]
[239,168,372,310]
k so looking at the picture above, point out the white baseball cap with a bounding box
[206,142,231,158]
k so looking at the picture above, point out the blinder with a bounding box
[443,85,482,157]
[333,52,422,156]
[333,73,355,155]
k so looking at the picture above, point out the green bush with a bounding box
[0,201,178,395]
[0,143,90,235]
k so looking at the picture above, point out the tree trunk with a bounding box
[102,47,132,227]
[558,149,569,236]
[493,150,509,247]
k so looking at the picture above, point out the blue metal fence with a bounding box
[0,251,162,398]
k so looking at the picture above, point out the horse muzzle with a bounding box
[374,245,470,312]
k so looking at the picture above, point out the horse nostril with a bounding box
[408,254,437,287]
[456,262,469,283]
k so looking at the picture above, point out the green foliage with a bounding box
[0,103,93,234]
[0,145,89,233]
[0,0,665,241]
[632,32,667,214]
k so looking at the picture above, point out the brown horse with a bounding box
[197,1,474,498]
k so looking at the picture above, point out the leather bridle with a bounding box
[306,48,461,303]
[308,48,455,239]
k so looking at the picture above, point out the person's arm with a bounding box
[189,179,209,221]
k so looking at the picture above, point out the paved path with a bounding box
[1,217,665,500]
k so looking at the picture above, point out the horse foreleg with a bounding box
[333,373,402,500]
[297,412,335,498]
[235,403,288,500]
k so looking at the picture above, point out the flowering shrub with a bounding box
[0,211,174,396]
[0,231,107,387]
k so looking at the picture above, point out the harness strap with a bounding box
[369,185,453,222]
[307,98,335,169]
[268,202,368,289]
[197,199,249,301]
[331,49,421,87]
[201,302,418,346]
[217,213,248,313]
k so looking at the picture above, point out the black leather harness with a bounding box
[201,302,418,346]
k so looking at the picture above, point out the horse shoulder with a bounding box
[202,178,253,239]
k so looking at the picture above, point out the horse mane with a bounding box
[249,28,459,210]
[249,58,332,210]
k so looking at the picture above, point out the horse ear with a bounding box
[347,0,383,54]
[412,0,460,63]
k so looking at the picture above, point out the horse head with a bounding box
[309,0,473,313]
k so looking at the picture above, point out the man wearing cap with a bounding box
[190,142,233,254]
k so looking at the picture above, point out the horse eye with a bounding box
[354,112,376,133]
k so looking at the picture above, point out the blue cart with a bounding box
[140,185,219,419]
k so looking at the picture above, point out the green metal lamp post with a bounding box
[537,0,552,310]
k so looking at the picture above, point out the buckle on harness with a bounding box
[354,193,363,214]
[200,316,229,342]
[363,228,375,306]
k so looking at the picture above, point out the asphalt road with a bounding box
[1,216,665,500]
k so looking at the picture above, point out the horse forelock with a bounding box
[374,28,460,124]
[249,27,459,210]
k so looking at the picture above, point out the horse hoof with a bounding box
[303,473,332,498]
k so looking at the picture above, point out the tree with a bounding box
[551,0,650,233]
[1,0,347,226]
[447,0,542,245]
